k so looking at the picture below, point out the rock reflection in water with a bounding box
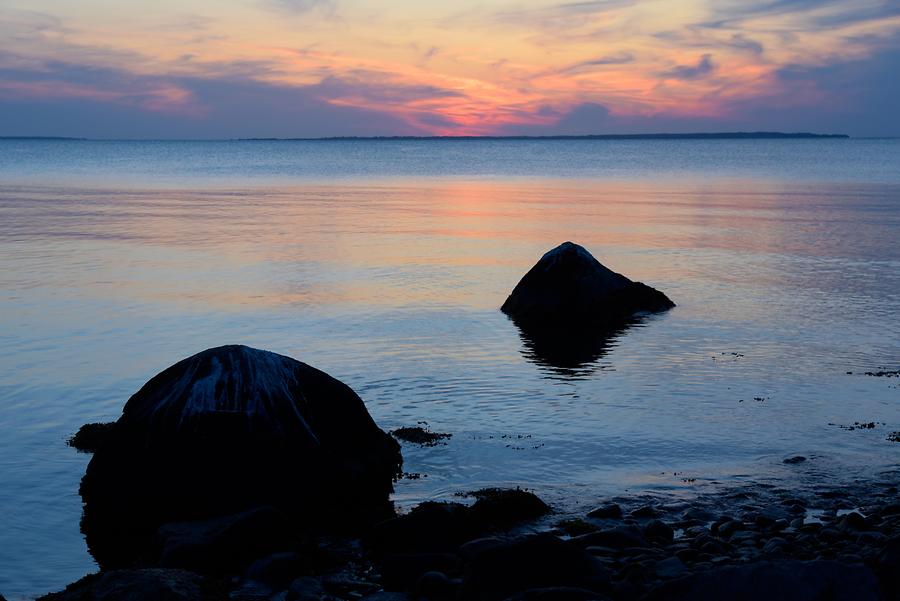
[512,317,641,377]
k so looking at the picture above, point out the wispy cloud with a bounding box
[542,52,636,76]
[662,54,716,80]
[264,0,336,16]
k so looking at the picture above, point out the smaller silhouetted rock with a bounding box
[370,489,551,555]
[414,571,458,600]
[458,537,507,561]
[381,553,462,591]
[67,422,117,453]
[555,518,599,536]
[244,551,305,588]
[36,569,221,601]
[158,506,295,574]
[629,505,658,519]
[369,502,483,554]
[469,488,551,527]
[836,512,867,532]
[391,426,452,447]
[462,533,609,599]
[783,456,806,464]
[287,576,325,601]
[655,556,688,579]
[643,560,880,601]
[642,520,674,544]
[501,242,674,327]
[587,504,622,520]
[572,526,647,550]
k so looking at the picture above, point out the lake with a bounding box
[1,138,898,599]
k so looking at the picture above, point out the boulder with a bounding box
[79,345,402,568]
[369,502,484,554]
[501,242,674,327]
[469,488,551,528]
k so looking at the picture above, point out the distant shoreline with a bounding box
[238,132,851,141]
[1,132,851,142]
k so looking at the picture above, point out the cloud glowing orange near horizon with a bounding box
[1,0,899,137]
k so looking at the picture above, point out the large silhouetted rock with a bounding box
[501,242,674,327]
[79,345,402,568]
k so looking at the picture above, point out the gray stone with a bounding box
[587,504,623,520]
[244,552,305,588]
[413,571,457,600]
[287,576,324,601]
[655,557,688,579]
[572,526,647,550]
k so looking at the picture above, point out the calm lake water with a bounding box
[1,139,899,599]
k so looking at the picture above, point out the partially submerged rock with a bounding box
[79,345,402,567]
[369,488,551,555]
[501,242,674,327]
[466,487,551,528]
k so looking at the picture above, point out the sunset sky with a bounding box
[1,0,899,138]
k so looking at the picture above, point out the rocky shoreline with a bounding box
[36,443,900,600]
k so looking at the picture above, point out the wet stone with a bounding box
[413,571,457,600]
[629,505,659,519]
[587,504,623,520]
[642,520,674,545]
[287,576,324,601]
[655,556,688,579]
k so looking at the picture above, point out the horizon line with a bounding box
[0,131,861,142]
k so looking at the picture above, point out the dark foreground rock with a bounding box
[79,345,402,568]
[500,242,674,328]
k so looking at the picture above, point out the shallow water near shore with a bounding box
[1,139,899,599]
